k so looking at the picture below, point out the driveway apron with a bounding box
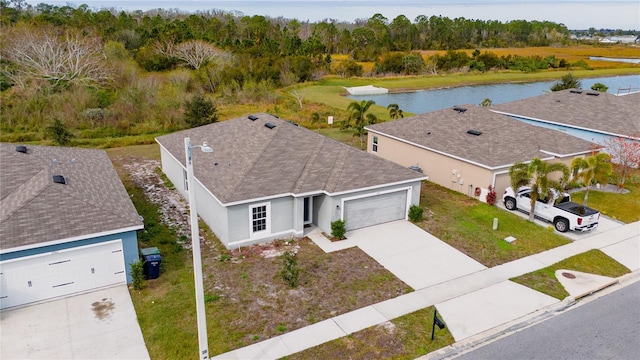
[348,221,487,290]
[0,285,149,359]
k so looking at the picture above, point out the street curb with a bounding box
[420,271,639,360]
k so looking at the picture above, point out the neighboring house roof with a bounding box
[491,89,640,139]
[0,143,143,252]
[156,113,426,204]
[366,105,596,169]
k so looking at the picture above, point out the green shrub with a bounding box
[331,219,346,239]
[184,94,218,128]
[279,250,299,288]
[408,205,424,222]
[46,118,73,145]
[130,260,144,290]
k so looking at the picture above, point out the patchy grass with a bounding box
[511,249,631,299]
[288,307,454,360]
[417,182,571,267]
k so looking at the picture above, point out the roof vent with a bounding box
[586,92,600,96]
[409,165,423,173]
[467,129,483,136]
[264,122,276,129]
[287,120,299,126]
[15,145,27,153]
[52,175,67,184]
[453,107,467,113]
[248,115,259,121]
[569,90,582,94]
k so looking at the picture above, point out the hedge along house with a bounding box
[491,89,640,145]
[156,113,426,249]
[0,143,143,310]
[365,105,597,201]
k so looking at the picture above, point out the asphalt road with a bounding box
[455,281,640,360]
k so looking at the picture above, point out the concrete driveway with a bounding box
[0,285,149,359]
[346,221,487,290]
[496,201,624,241]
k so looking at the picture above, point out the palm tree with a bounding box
[509,158,570,222]
[570,153,612,206]
[347,100,377,149]
[387,103,404,119]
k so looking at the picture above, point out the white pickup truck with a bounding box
[502,187,600,232]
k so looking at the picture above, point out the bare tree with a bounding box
[172,40,230,70]
[289,89,305,109]
[1,26,109,88]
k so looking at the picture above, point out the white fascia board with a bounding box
[0,225,143,255]
[489,110,637,140]
[538,149,595,158]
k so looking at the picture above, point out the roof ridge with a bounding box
[0,168,48,223]
[55,184,141,225]
[291,135,326,193]
[222,120,280,202]
[323,145,350,192]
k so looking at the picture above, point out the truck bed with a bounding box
[555,202,599,217]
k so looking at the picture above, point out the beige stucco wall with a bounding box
[367,132,589,201]
[368,132,498,201]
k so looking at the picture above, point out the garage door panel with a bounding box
[0,240,126,310]
[344,191,408,231]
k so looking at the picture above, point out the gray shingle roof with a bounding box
[155,113,426,204]
[491,89,640,137]
[366,105,596,169]
[0,143,143,252]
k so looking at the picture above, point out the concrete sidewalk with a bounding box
[212,221,639,359]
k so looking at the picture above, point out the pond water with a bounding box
[347,75,640,114]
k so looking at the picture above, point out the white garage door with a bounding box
[0,240,126,310]
[344,190,408,231]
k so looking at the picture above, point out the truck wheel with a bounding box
[554,218,569,232]
[504,197,517,210]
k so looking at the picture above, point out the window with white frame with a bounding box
[250,203,270,235]
[372,136,379,152]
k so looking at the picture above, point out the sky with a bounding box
[24,1,640,30]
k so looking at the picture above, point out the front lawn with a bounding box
[510,249,631,299]
[417,182,571,267]
[109,148,413,359]
[570,181,640,224]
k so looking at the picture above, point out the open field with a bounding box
[332,45,640,73]
[511,249,631,299]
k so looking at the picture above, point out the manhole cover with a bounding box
[562,272,576,279]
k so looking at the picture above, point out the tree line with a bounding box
[0,1,611,145]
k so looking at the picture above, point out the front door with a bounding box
[303,197,312,225]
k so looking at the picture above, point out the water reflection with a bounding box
[347,75,640,114]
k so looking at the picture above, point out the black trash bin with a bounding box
[140,247,162,279]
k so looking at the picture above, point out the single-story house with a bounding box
[491,89,640,145]
[365,105,596,200]
[155,113,426,249]
[0,143,143,310]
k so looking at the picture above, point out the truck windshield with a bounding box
[557,195,570,204]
